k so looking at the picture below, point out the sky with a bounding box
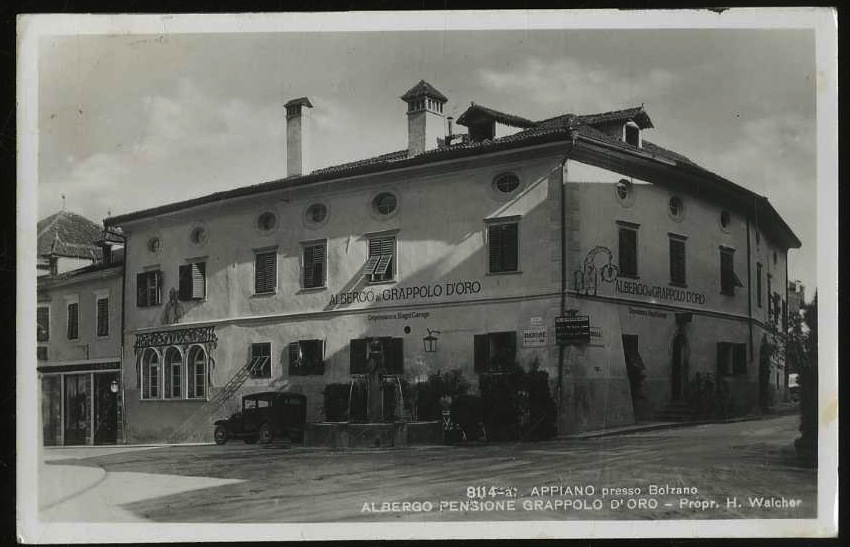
[35,22,818,291]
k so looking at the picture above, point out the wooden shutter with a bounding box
[362,255,380,276]
[137,273,147,306]
[670,239,686,284]
[350,339,368,374]
[255,252,276,293]
[733,344,747,375]
[386,337,404,374]
[502,223,518,272]
[369,237,382,256]
[474,334,489,373]
[716,342,730,376]
[720,250,733,293]
[154,270,162,305]
[506,331,517,366]
[756,263,763,307]
[97,298,109,337]
[304,245,325,288]
[178,265,192,300]
[288,342,301,375]
[488,225,502,273]
[192,262,205,299]
[374,254,393,276]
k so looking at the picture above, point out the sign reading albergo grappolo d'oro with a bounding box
[330,279,482,306]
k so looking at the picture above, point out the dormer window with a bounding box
[624,122,641,147]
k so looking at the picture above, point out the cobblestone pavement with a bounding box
[41,414,816,523]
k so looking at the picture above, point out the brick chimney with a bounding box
[401,80,447,158]
[285,97,313,177]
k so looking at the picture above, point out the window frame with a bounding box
[37,305,50,342]
[141,348,161,400]
[249,342,272,378]
[301,240,328,290]
[95,295,109,337]
[179,260,207,301]
[617,221,640,278]
[474,331,518,373]
[668,234,687,286]
[288,339,326,376]
[163,346,184,400]
[719,246,743,296]
[486,217,521,275]
[136,270,163,307]
[253,248,278,295]
[66,300,79,340]
[756,262,763,308]
[187,346,208,399]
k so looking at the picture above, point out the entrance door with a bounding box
[94,373,119,445]
[671,335,687,401]
[64,373,90,445]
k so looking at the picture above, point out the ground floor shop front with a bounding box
[121,294,785,443]
[39,360,122,446]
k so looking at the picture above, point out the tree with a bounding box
[794,292,817,467]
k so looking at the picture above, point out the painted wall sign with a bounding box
[573,246,618,296]
[522,327,547,347]
[330,279,482,306]
[616,280,706,305]
[367,311,430,322]
[628,307,669,319]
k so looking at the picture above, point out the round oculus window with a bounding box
[493,173,520,194]
[306,203,328,224]
[668,196,684,219]
[257,211,278,232]
[189,226,207,245]
[372,192,397,216]
[147,237,162,253]
[720,210,731,229]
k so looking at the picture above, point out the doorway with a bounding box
[94,372,119,444]
[64,373,90,445]
[671,334,688,401]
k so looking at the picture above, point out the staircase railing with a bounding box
[168,358,266,443]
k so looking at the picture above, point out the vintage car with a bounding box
[214,391,307,445]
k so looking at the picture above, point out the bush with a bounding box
[478,364,557,442]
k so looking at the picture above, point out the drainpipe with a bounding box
[746,216,753,362]
[556,131,578,434]
[104,227,127,443]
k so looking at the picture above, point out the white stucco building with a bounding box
[103,80,800,442]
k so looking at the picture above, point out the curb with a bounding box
[563,407,800,440]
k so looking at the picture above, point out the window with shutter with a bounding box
[96,297,109,337]
[720,248,742,295]
[37,307,49,342]
[474,335,489,373]
[474,331,517,373]
[254,251,277,294]
[732,343,748,375]
[250,342,272,378]
[290,339,325,375]
[385,338,404,374]
[618,226,638,277]
[756,263,763,308]
[669,237,686,285]
[136,271,162,307]
[67,303,79,340]
[365,236,395,281]
[179,262,206,300]
[488,222,519,273]
[303,244,326,289]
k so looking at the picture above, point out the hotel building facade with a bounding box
[103,81,800,442]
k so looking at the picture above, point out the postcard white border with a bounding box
[17,8,838,542]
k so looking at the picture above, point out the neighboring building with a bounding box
[104,80,801,442]
[37,210,125,446]
[37,210,104,276]
[788,280,806,317]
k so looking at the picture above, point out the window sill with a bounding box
[298,286,327,294]
[367,279,397,286]
[668,282,688,288]
[486,270,523,276]
[251,292,277,298]
[720,291,736,297]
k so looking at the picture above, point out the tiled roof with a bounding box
[37,259,122,286]
[400,80,448,102]
[456,103,537,128]
[105,102,798,249]
[575,106,654,129]
[37,210,104,259]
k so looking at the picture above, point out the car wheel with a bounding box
[244,436,258,444]
[213,425,228,445]
[258,422,273,444]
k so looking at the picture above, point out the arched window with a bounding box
[164,347,183,399]
[187,346,207,399]
[141,349,160,400]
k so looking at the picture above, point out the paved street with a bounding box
[40,414,815,523]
